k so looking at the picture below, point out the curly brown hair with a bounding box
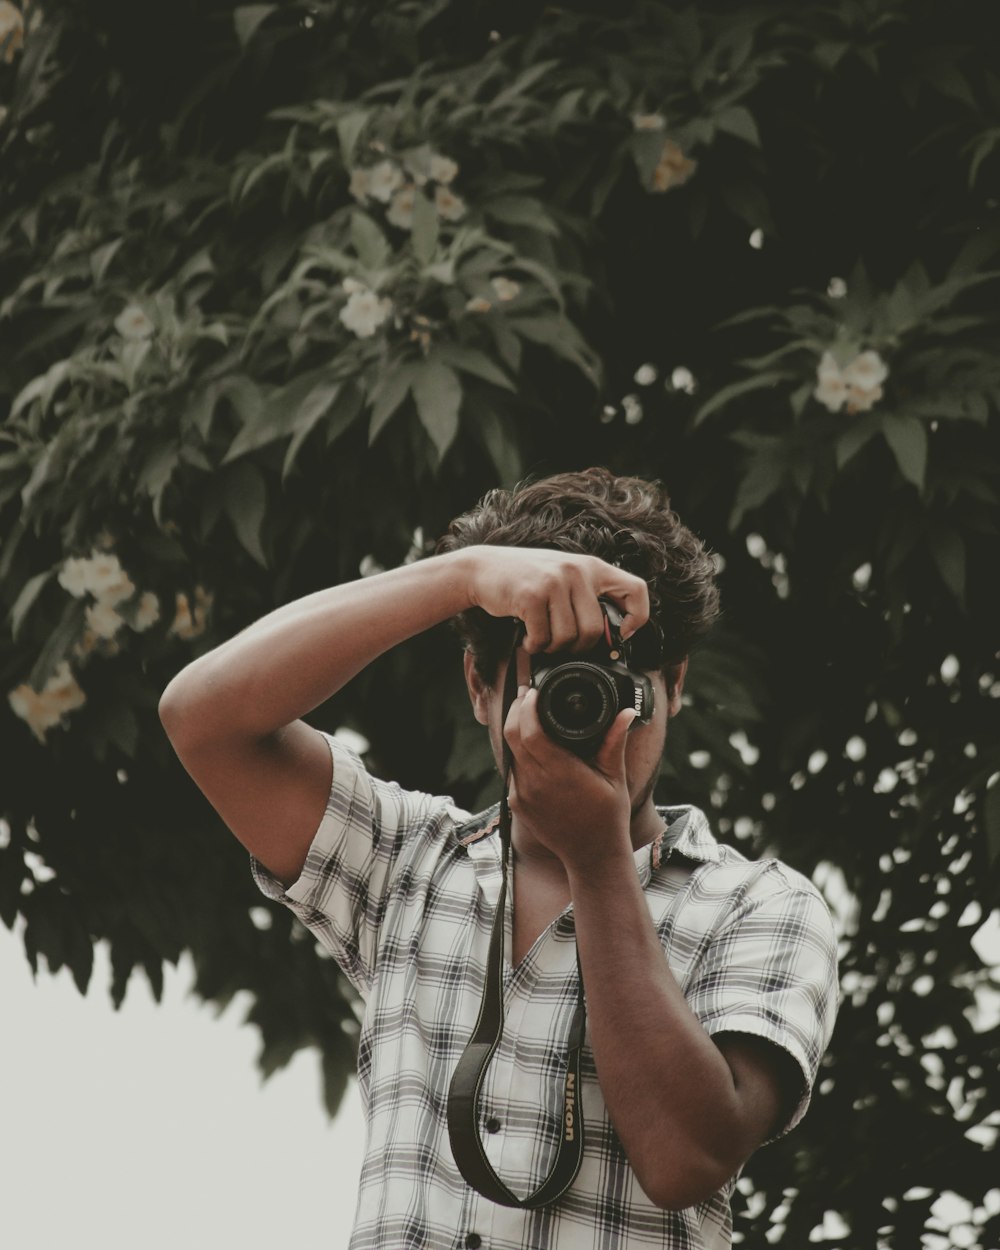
[435,467,720,680]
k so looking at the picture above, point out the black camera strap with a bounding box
[447,628,588,1209]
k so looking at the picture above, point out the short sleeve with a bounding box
[685,874,840,1138]
[250,733,452,997]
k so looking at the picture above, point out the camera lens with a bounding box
[535,663,616,747]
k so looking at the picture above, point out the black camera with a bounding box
[530,599,658,757]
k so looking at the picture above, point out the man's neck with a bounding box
[509,798,665,873]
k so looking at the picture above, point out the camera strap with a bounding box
[446,628,588,1209]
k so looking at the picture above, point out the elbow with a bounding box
[159,661,212,752]
[632,1145,740,1212]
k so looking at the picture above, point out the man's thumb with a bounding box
[595,708,637,774]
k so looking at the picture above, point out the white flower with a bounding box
[0,2,24,63]
[86,552,134,604]
[632,112,666,131]
[367,160,404,204]
[842,350,889,392]
[359,554,385,578]
[85,600,124,640]
[650,139,696,192]
[464,296,492,314]
[132,591,160,632]
[169,587,211,640]
[816,349,888,414]
[827,276,848,298]
[348,168,370,203]
[434,185,467,222]
[114,304,154,340]
[622,394,643,425]
[57,550,134,603]
[634,363,658,386]
[342,276,366,295]
[386,185,417,230]
[339,285,393,339]
[814,351,848,412]
[845,383,883,413]
[670,366,697,394]
[58,556,93,598]
[9,661,86,742]
[490,277,520,302]
[429,153,459,184]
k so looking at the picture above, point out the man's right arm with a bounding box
[158,546,650,887]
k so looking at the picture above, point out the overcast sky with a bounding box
[2,925,363,1250]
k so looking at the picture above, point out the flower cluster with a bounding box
[8,544,213,742]
[0,2,24,63]
[8,663,86,743]
[349,147,467,233]
[814,350,889,414]
[57,548,161,651]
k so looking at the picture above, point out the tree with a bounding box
[2,1,998,1244]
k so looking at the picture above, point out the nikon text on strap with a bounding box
[446,627,588,1208]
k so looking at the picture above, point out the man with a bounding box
[160,467,839,1249]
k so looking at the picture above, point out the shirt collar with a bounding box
[454,802,721,903]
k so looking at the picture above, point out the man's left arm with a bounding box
[504,686,835,1211]
[568,857,806,1210]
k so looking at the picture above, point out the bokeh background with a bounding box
[2,2,998,1246]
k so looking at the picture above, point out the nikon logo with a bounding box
[633,686,643,714]
[564,1073,576,1141]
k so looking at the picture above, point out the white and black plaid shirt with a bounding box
[252,735,839,1249]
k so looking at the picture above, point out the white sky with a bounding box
[1,925,364,1250]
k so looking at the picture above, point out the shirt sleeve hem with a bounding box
[702,1013,814,1142]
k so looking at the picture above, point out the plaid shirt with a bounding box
[252,735,839,1249]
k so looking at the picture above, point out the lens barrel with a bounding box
[534,662,619,750]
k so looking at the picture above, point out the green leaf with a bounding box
[475,405,522,486]
[10,570,54,640]
[882,415,928,491]
[509,315,598,383]
[350,212,390,269]
[411,192,439,266]
[928,527,966,604]
[233,5,277,47]
[434,343,515,391]
[90,239,123,288]
[729,455,786,530]
[484,197,559,236]
[223,463,268,566]
[835,414,882,469]
[28,600,86,690]
[714,106,761,147]
[412,359,463,463]
[693,371,791,426]
[369,362,419,443]
[282,380,354,479]
[336,111,369,166]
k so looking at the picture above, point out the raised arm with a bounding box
[159,547,649,885]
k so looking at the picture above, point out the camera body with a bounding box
[530,599,656,757]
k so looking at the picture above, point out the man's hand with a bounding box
[464,547,650,654]
[503,682,638,871]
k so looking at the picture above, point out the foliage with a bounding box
[2,1,999,1245]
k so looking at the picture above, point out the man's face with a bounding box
[465,652,685,822]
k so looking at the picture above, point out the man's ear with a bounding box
[666,658,688,718]
[464,650,492,726]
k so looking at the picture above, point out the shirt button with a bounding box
[465,1235,482,1249]
[485,1117,501,1133]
